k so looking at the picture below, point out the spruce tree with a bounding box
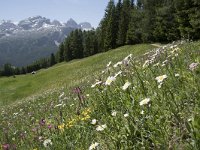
[104,0,117,50]
[58,43,64,62]
[117,0,131,46]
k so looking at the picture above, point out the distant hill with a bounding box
[0,16,92,67]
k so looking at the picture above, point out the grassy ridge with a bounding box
[0,41,200,149]
[0,44,154,106]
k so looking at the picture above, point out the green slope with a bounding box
[0,41,200,149]
[0,44,154,106]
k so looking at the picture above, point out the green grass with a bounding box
[0,44,154,106]
[0,41,200,150]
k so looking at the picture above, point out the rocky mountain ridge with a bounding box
[0,16,92,67]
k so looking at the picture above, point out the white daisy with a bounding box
[96,124,107,131]
[111,110,117,117]
[91,119,97,125]
[124,113,129,117]
[139,98,151,106]
[105,76,116,85]
[89,142,99,150]
[43,139,52,147]
[155,75,167,83]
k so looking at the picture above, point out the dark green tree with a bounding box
[58,43,65,62]
[3,63,14,76]
[50,53,56,66]
[117,0,131,46]
[104,0,117,50]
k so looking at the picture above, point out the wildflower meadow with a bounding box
[0,41,200,149]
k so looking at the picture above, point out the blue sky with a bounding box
[0,0,109,27]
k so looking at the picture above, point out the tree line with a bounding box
[1,0,200,77]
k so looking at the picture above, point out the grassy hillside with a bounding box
[0,44,154,106]
[0,41,200,149]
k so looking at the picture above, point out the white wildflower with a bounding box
[91,119,97,125]
[189,63,199,71]
[139,98,151,106]
[158,83,162,89]
[124,113,129,117]
[111,110,117,117]
[175,73,180,77]
[122,81,131,90]
[96,124,107,131]
[70,104,74,107]
[105,76,116,85]
[140,110,144,115]
[89,142,99,150]
[43,139,52,147]
[155,75,167,83]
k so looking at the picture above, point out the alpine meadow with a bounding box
[0,0,200,150]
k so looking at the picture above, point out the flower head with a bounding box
[91,119,97,125]
[96,124,107,131]
[2,144,10,150]
[189,63,199,71]
[105,76,116,85]
[58,123,65,131]
[122,81,131,90]
[124,113,129,117]
[43,139,52,147]
[89,142,99,150]
[139,98,151,106]
[111,110,117,117]
[155,75,167,83]
[175,73,180,77]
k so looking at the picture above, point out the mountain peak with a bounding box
[65,18,78,28]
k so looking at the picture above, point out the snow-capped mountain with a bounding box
[0,16,92,67]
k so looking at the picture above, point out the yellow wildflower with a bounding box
[58,123,65,131]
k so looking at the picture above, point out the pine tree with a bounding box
[3,63,14,76]
[58,43,64,62]
[188,0,200,39]
[175,0,194,39]
[117,0,131,46]
[71,29,83,59]
[126,8,143,44]
[104,0,117,50]
[153,0,180,42]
